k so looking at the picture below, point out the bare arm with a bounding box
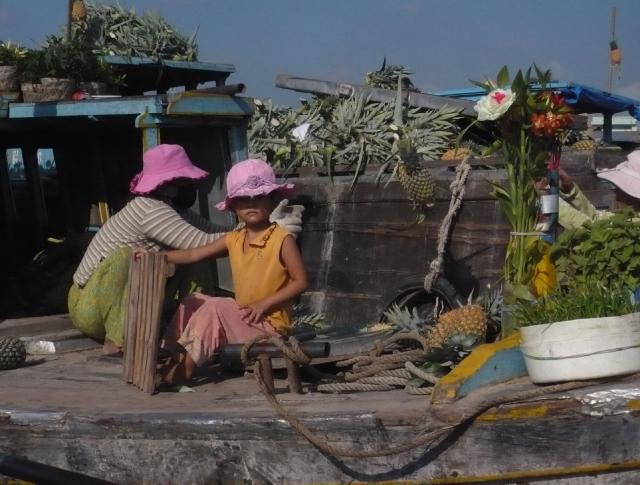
[161,236,228,265]
[240,235,308,324]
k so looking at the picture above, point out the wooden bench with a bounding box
[122,253,329,394]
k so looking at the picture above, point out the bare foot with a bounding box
[102,340,121,355]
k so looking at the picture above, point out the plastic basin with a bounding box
[519,312,640,383]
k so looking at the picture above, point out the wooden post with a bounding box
[285,358,303,394]
[603,113,613,144]
[257,354,275,395]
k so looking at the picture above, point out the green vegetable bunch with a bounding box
[550,207,640,289]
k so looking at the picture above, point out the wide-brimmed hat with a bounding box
[215,158,295,211]
[129,144,209,195]
[597,150,640,199]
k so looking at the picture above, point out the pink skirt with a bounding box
[162,294,278,366]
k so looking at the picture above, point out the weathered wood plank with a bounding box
[276,73,476,115]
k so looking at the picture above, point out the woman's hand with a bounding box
[240,300,270,325]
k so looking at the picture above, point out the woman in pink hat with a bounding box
[136,158,308,386]
[68,145,303,355]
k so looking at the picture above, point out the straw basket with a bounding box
[0,66,18,91]
[21,78,76,102]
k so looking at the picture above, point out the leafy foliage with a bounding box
[73,2,198,61]
[292,304,325,332]
[18,32,118,84]
[248,93,460,188]
[0,41,27,66]
[550,207,640,289]
[364,58,419,92]
[382,303,426,333]
[513,281,639,327]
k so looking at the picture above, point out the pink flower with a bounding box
[474,88,515,121]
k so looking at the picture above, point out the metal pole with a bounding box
[67,0,73,42]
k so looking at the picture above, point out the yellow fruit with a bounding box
[427,304,487,348]
[71,0,87,21]
[441,147,472,161]
[396,160,435,204]
[570,139,597,151]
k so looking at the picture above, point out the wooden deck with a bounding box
[2,347,640,484]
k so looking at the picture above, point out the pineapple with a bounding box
[441,147,472,161]
[71,0,87,21]
[570,139,598,151]
[427,304,487,349]
[0,337,26,370]
[395,138,436,205]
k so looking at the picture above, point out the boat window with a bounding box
[6,148,25,182]
[37,148,57,180]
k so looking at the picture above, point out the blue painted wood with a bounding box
[228,121,249,163]
[9,97,163,119]
[101,56,235,74]
[166,94,253,117]
[135,109,161,152]
[457,347,528,398]
[10,94,253,120]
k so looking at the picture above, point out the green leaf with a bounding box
[496,65,510,88]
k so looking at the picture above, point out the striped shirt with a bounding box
[73,197,227,287]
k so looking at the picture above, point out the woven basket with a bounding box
[0,66,18,91]
[21,78,76,102]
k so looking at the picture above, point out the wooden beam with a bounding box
[275,74,477,116]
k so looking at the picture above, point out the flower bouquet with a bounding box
[472,66,572,326]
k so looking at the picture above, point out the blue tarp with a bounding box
[436,82,640,121]
[559,84,640,121]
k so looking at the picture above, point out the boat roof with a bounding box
[436,82,640,121]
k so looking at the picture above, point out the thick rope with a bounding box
[424,156,472,292]
[254,355,607,458]
[240,333,311,368]
[241,329,622,458]
[316,382,397,393]
[405,361,440,385]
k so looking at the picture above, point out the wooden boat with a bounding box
[2,60,639,484]
[2,316,640,484]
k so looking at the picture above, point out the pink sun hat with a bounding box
[215,158,295,211]
[129,144,209,195]
[597,150,640,199]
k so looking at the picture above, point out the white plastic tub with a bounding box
[519,312,640,383]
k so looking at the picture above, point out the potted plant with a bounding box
[515,281,640,383]
[19,33,119,102]
[0,41,27,91]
